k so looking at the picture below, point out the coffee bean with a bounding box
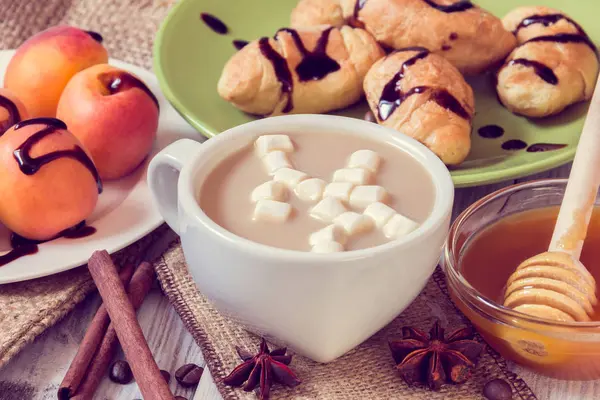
[109,360,133,384]
[57,388,71,400]
[483,379,512,400]
[160,369,171,384]
[175,363,204,388]
[364,110,376,123]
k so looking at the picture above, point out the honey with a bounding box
[460,206,600,319]
[448,205,600,379]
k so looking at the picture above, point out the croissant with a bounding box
[290,0,517,75]
[217,25,384,116]
[363,48,475,165]
[498,7,599,117]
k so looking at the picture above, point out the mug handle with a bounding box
[148,139,203,235]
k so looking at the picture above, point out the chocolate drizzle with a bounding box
[353,0,472,25]
[422,0,473,13]
[501,139,527,150]
[200,13,228,35]
[427,89,470,119]
[527,143,567,152]
[513,14,588,37]
[353,0,368,21]
[0,222,96,267]
[522,33,596,53]
[233,40,248,50]
[378,47,470,121]
[13,118,103,194]
[258,27,342,113]
[509,58,558,84]
[85,30,103,43]
[0,238,37,267]
[378,48,429,120]
[277,28,340,81]
[0,94,21,135]
[478,125,504,139]
[258,37,294,113]
[58,221,97,238]
[98,71,159,109]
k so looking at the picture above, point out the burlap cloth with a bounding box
[156,241,537,400]
[0,1,538,399]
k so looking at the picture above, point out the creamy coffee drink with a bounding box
[199,132,435,252]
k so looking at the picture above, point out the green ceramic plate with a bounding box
[153,0,599,188]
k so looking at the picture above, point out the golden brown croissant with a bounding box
[363,47,475,165]
[291,0,517,75]
[217,25,384,116]
[498,7,599,117]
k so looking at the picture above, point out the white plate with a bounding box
[0,49,200,284]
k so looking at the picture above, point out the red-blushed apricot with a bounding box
[0,119,100,240]
[57,64,159,180]
[4,26,108,118]
[0,88,28,135]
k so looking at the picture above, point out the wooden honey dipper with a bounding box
[503,75,600,322]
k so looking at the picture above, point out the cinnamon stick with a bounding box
[87,250,174,400]
[71,261,155,399]
[58,263,136,400]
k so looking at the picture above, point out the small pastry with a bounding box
[364,48,475,165]
[218,25,384,116]
[290,0,517,75]
[498,7,599,117]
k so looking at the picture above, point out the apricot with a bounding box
[0,118,100,240]
[4,26,108,118]
[0,88,28,135]
[57,64,159,180]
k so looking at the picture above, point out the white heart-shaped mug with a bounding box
[148,114,453,362]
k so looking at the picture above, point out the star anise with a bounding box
[389,321,484,391]
[223,338,301,399]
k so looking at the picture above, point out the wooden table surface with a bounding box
[1,163,599,400]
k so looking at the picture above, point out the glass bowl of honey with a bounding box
[444,179,600,380]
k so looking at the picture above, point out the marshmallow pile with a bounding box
[250,134,420,253]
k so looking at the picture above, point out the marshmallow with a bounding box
[349,185,389,209]
[363,202,396,228]
[332,168,371,185]
[383,213,420,239]
[309,224,348,246]
[334,211,374,236]
[253,200,292,223]
[295,178,326,202]
[251,181,288,202]
[310,197,347,222]
[261,150,292,175]
[311,241,344,253]
[323,182,355,202]
[254,134,294,157]
[347,149,381,173]
[273,168,308,189]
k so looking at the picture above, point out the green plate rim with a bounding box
[152,0,577,188]
[153,0,219,138]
